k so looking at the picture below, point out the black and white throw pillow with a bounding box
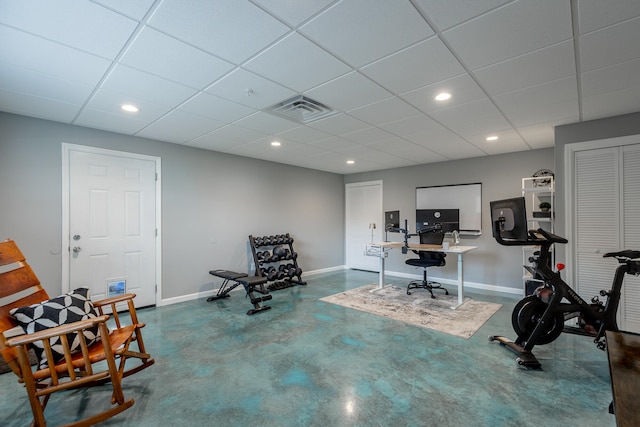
[10,287,100,369]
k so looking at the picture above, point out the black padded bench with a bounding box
[207,270,272,315]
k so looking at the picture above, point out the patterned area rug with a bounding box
[320,284,502,339]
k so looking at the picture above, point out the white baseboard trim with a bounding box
[157,265,522,307]
[384,270,523,296]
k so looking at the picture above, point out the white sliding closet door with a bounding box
[621,144,640,332]
[574,148,620,302]
[572,143,640,333]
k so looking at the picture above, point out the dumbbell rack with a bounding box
[249,233,306,291]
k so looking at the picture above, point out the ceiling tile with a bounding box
[74,108,151,134]
[400,74,486,114]
[361,37,466,94]
[0,89,81,122]
[0,63,93,106]
[304,71,392,112]
[582,85,640,121]
[147,0,290,64]
[120,27,235,89]
[429,98,512,137]
[309,136,360,151]
[467,130,530,155]
[178,92,256,122]
[582,58,640,98]
[199,124,268,145]
[101,64,199,106]
[577,0,640,33]
[442,0,573,69]
[251,0,335,26]
[233,112,299,134]
[412,0,512,31]
[275,125,333,143]
[341,126,398,144]
[307,114,371,135]
[0,0,138,59]
[0,26,112,86]
[365,139,447,164]
[580,16,640,72]
[244,32,351,92]
[300,0,434,67]
[493,76,579,127]
[82,89,174,122]
[205,68,297,109]
[474,40,576,96]
[91,0,156,21]
[412,133,486,160]
[348,98,422,126]
[516,123,556,149]
[136,110,226,143]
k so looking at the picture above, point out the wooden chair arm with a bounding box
[6,315,110,347]
[92,293,137,308]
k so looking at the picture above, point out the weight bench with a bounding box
[207,269,272,315]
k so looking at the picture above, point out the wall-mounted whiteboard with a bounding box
[416,183,482,235]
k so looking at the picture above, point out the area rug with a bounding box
[320,284,502,339]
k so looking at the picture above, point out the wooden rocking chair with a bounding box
[0,239,154,426]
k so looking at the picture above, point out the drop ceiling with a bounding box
[1,0,639,174]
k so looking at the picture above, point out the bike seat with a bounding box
[603,250,640,259]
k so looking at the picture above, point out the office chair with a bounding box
[406,230,448,298]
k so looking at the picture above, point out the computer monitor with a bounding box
[490,197,528,241]
[416,209,459,233]
[385,210,400,230]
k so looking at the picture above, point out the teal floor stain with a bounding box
[0,269,617,426]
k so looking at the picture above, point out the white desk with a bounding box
[370,242,477,309]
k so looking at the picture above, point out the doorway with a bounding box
[62,144,161,307]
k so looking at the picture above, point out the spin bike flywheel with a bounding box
[512,295,564,345]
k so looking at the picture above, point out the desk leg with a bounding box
[451,252,464,310]
[378,250,385,290]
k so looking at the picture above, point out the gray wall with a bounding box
[345,148,554,292]
[0,112,345,301]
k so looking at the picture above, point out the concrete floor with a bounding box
[0,269,616,426]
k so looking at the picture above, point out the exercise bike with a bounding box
[490,217,640,369]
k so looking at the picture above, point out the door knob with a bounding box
[72,246,82,253]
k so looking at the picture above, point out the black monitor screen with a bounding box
[385,210,400,229]
[416,209,459,233]
[490,197,528,241]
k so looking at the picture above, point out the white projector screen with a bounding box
[416,183,482,235]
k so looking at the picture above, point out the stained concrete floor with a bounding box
[0,269,617,426]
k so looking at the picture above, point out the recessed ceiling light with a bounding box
[434,92,451,101]
[270,141,281,147]
[486,135,499,141]
[347,160,355,164]
[121,104,139,113]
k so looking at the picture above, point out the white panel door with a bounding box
[346,181,382,272]
[69,149,157,307]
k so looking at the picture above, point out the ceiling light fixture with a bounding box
[121,104,139,113]
[486,135,499,141]
[434,92,451,101]
[347,160,355,164]
[270,141,281,147]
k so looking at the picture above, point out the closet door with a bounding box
[622,144,640,332]
[574,147,620,305]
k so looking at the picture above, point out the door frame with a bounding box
[61,143,162,302]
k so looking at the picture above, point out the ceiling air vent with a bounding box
[265,95,337,124]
